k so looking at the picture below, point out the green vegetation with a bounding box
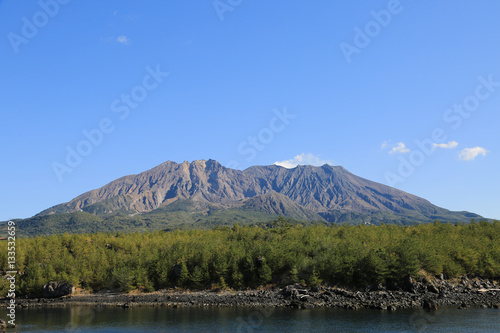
[10,199,472,238]
[1,220,499,297]
[10,210,326,238]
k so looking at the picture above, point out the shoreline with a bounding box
[2,277,499,311]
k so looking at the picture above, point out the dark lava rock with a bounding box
[402,276,416,293]
[42,281,75,298]
[3,277,499,312]
[423,299,438,311]
[427,284,440,294]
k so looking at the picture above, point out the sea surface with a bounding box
[1,306,499,332]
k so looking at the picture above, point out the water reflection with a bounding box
[0,306,498,332]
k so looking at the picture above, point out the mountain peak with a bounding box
[37,159,482,225]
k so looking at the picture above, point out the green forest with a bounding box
[1,219,499,297]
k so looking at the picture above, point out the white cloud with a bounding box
[381,140,391,149]
[117,35,130,45]
[433,141,458,149]
[458,147,488,161]
[389,142,410,154]
[274,153,335,169]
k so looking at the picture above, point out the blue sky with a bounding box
[1,0,500,221]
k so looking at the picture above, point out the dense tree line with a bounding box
[1,220,499,296]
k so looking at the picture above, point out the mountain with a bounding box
[21,159,481,235]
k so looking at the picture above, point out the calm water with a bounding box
[1,306,499,332]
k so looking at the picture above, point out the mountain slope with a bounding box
[39,160,255,215]
[243,164,477,222]
[238,192,324,221]
[31,159,480,234]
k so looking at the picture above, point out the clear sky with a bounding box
[1,0,500,221]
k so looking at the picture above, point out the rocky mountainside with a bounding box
[37,159,480,225]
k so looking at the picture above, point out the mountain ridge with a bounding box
[36,159,481,227]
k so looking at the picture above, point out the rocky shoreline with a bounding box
[2,277,499,311]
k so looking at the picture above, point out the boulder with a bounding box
[42,281,75,298]
[281,284,307,299]
[402,275,416,293]
[0,319,15,330]
[427,284,440,294]
[423,299,438,311]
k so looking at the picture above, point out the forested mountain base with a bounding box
[1,221,499,297]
